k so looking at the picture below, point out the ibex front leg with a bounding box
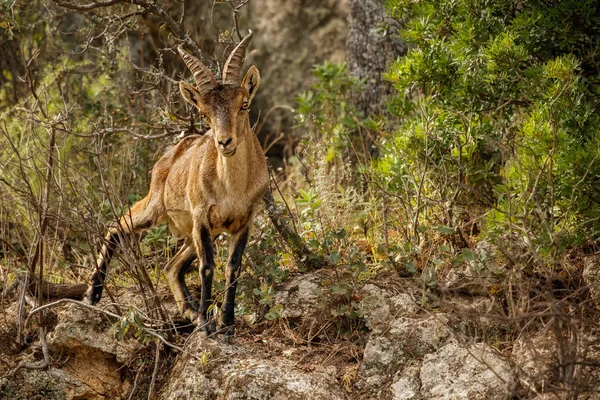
[220,227,249,340]
[193,220,217,337]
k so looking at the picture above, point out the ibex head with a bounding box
[178,31,260,157]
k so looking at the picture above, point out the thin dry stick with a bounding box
[148,339,161,400]
[11,326,51,377]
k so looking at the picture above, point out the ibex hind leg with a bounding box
[86,228,120,305]
[86,197,161,305]
[165,239,199,321]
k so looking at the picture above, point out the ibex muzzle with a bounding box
[85,31,269,341]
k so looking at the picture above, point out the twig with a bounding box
[52,0,125,11]
[226,0,251,41]
[1,277,21,298]
[11,326,51,376]
[128,364,143,400]
[148,339,161,400]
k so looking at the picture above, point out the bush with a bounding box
[380,0,600,266]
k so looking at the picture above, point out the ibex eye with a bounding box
[241,102,249,111]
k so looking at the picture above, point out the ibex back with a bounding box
[86,31,269,339]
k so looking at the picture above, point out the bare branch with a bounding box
[52,0,126,11]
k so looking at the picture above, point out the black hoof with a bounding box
[198,318,216,338]
[218,324,235,343]
[85,286,102,305]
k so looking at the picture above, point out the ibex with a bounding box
[86,31,269,339]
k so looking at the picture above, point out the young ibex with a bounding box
[86,31,268,339]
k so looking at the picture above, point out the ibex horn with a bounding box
[222,30,253,85]
[177,46,216,95]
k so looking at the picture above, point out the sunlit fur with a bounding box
[86,37,268,339]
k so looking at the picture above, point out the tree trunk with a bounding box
[347,0,406,155]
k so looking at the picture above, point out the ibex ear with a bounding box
[179,81,203,108]
[241,66,260,105]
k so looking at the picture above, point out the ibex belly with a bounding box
[167,211,194,239]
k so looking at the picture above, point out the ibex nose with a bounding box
[218,138,232,148]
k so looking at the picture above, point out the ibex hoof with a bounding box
[197,318,216,338]
[84,286,102,305]
[221,326,235,343]
[182,309,200,323]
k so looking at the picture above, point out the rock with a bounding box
[583,254,600,299]
[45,304,136,399]
[0,370,65,400]
[420,341,514,400]
[359,283,418,328]
[511,333,556,388]
[274,273,323,321]
[358,313,453,397]
[441,295,505,332]
[159,333,346,400]
[391,365,422,400]
[442,241,502,296]
[273,269,347,338]
[48,303,138,363]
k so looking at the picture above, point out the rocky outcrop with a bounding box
[583,253,600,300]
[1,271,529,400]
[0,302,136,400]
[420,342,514,400]
[47,304,137,399]
[273,272,516,400]
[159,334,346,400]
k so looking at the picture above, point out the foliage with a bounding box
[379,0,600,268]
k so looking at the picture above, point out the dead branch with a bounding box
[51,0,204,59]
[10,326,50,377]
[263,187,330,271]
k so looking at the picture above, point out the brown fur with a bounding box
[86,37,268,339]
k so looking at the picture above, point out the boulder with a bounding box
[274,272,324,321]
[391,365,422,400]
[420,341,514,400]
[583,254,600,300]
[45,304,137,399]
[357,313,453,397]
[511,333,556,390]
[159,333,346,400]
[359,283,418,328]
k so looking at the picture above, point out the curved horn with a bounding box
[177,46,216,95]
[222,30,253,85]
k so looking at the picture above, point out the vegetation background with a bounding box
[2,0,600,398]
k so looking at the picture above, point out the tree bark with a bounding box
[347,0,406,154]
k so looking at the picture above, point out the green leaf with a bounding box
[435,226,455,235]
[462,249,475,262]
[332,284,349,295]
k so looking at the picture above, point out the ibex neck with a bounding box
[217,131,250,193]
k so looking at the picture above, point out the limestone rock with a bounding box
[391,365,422,400]
[45,304,136,399]
[274,273,323,321]
[358,313,453,397]
[48,303,137,362]
[359,283,418,328]
[583,253,600,299]
[512,333,556,388]
[443,241,501,295]
[159,333,346,400]
[420,341,514,400]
